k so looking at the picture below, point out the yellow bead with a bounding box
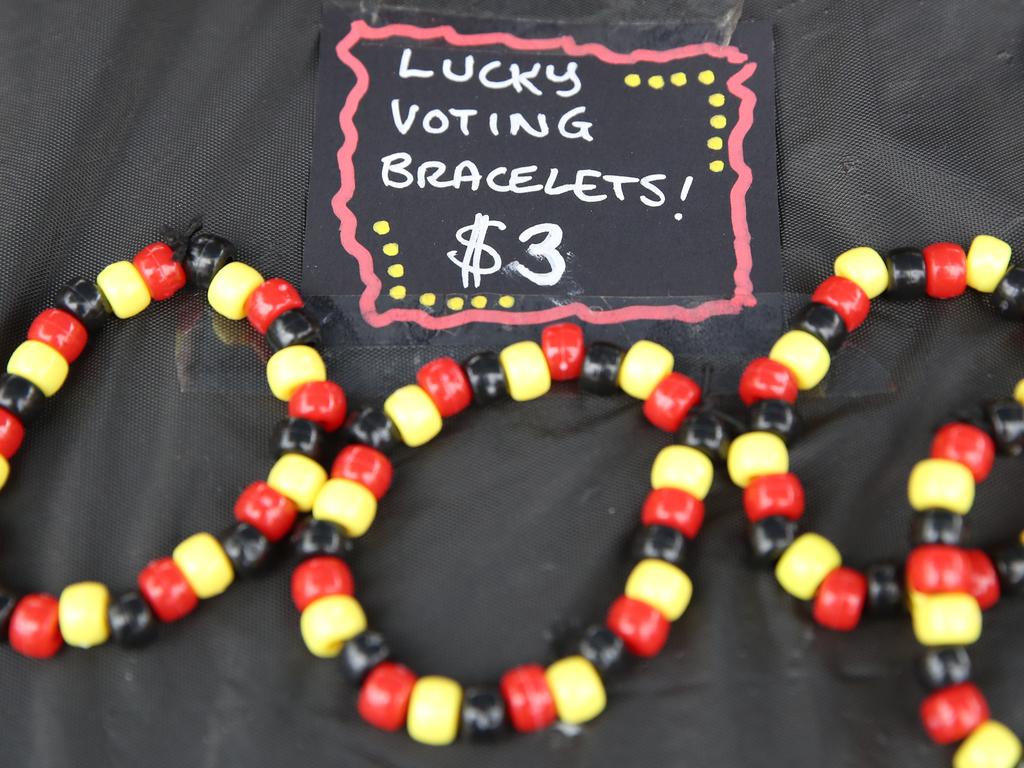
[207,262,264,320]
[499,340,552,401]
[96,261,151,318]
[383,384,443,447]
[727,431,789,488]
[266,345,326,401]
[545,656,606,725]
[953,721,1022,768]
[172,532,235,599]
[406,676,463,746]
[58,581,110,648]
[650,445,714,500]
[966,235,1012,293]
[907,458,975,515]
[1014,378,1024,406]
[833,246,888,298]
[267,452,328,512]
[312,478,377,537]
[618,340,675,400]
[911,591,982,646]
[299,594,367,658]
[775,533,842,600]
[769,330,830,390]
[624,559,693,621]
[7,340,69,397]
[0,454,8,492]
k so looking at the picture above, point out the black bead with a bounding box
[579,342,624,395]
[344,407,399,454]
[793,303,848,351]
[866,562,904,615]
[220,522,272,576]
[884,247,927,299]
[266,309,321,352]
[272,417,326,462]
[577,625,626,675]
[748,516,798,564]
[291,517,352,560]
[917,647,972,691]
[991,266,1024,319]
[461,687,507,740]
[463,351,508,405]
[184,233,235,288]
[631,525,686,567]
[0,587,17,641]
[748,399,801,444]
[678,408,732,460]
[0,374,45,423]
[987,399,1024,456]
[911,510,967,547]
[55,277,112,331]
[339,630,391,684]
[992,543,1024,595]
[107,591,157,647]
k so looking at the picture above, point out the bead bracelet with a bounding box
[0,225,351,657]
[285,323,722,745]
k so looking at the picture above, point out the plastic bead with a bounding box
[245,278,304,333]
[911,510,967,547]
[463,351,508,404]
[545,656,606,725]
[0,408,24,459]
[300,594,367,658]
[576,625,626,675]
[744,473,805,523]
[359,662,418,731]
[606,595,670,657]
[344,406,399,454]
[96,261,152,319]
[965,234,1012,293]
[266,309,321,351]
[233,481,298,542]
[219,522,271,576]
[272,417,325,461]
[0,374,45,423]
[291,556,354,611]
[907,458,975,514]
[992,266,1024,319]
[987,399,1024,456]
[133,242,186,300]
[911,592,983,646]
[172,532,235,599]
[643,372,701,432]
[57,581,110,648]
[1015,378,1024,406]
[678,409,732,460]
[739,357,799,405]
[579,342,625,395]
[8,594,63,658]
[775,533,842,600]
[137,557,198,622]
[812,567,867,631]
[749,516,798,564]
[407,676,463,746]
[640,488,705,539]
[931,423,995,482]
[289,380,346,432]
[267,452,328,512]
[748,399,800,444]
[499,340,552,401]
[865,562,904,615]
[769,330,830,390]
[461,687,507,740]
[383,384,443,447]
[340,631,391,684]
[920,682,989,745]
[313,477,378,537]
[884,247,928,298]
[952,721,1022,768]
[922,242,968,298]
[206,261,264,320]
[0,454,8,491]
[918,647,972,690]
[184,233,235,288]
[290,518,352,561]
[28,309,88,363]
[331,445,392,500]
[541,322,585,380]
[624,559,693,621]
[416,357,472,417]
[793,303,847,351]
[500,664,557,733]
[7,340,69,397]
[650,445,714,500]
[811,276,870,331]
[107,591,157,647]
[727,431,789,488]
[993,543,1024,595]
[631,525,686,567]
[618,340,674,400]
[55,277,112,330]
[833,246,888,298]
[965,549,1000,610]
[266,345,327,401]
[907,545,972,594]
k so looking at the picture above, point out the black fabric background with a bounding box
[0,1,1022,767]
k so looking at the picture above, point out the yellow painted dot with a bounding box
[447,296,465,311]
[419,293,436,307]
[471,295,488,309]
[498,295,515,308]
[710,115,727,129]
[389,285,407,300]
[382,242,399,257]
[670,72,687,86]
[372,220,390,235]
[698,70,715,85]
[387,263,404,278]
[709,160,725,173]
[648,75,665,89]
[708,93,726,107]
[707,136,724,150]
[624,73,641,87]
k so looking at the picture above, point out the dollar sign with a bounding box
[447,213,506,289]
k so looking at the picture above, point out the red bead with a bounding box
[233,481,299,542]
[8,594,63,659]
[245,278,304,334]
[641,488,705,539]
[290,556,355,611]
[137,557,199,622]
[920,683,989,745]
[27,308,88,363]
[965,549,1001,610]
[744,473,805,523]
[922,242,968,299]
[643,372,702,432]
[133,242,186,300]
[289,381,347,432]
[416,357,472,417]
[358,662,417,732]
[931,423,995,483]
[812,567,868,631]
[738,358,799,406]
[0,408,25,459]
[540,322,585,381]
[907,545,973,595]
[811,276,870,331]
[606,595,670,657]
[500,664,557,733]
[331,445,393,500]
